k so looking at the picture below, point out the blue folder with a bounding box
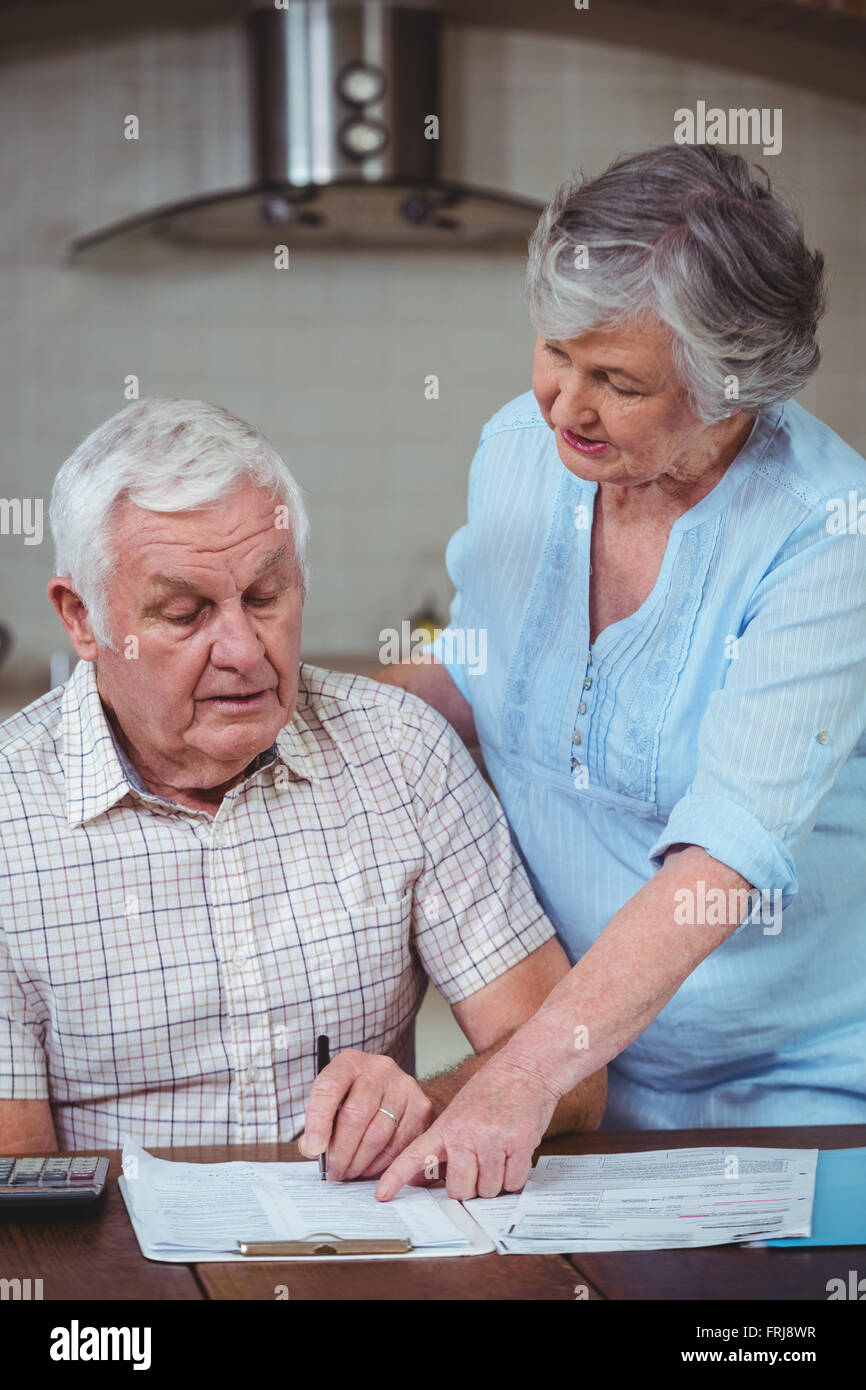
[767,1146,866,1247]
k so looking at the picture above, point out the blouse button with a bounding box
[578,701,586,715]
[583,677,592,690]
[572,732,582,745]
[817,730,830,744]
[571,757,581,769]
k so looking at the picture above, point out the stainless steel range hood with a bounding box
[69,1,542,259]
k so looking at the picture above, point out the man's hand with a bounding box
[374,1051,561,1201]
[298,1050,434,1181]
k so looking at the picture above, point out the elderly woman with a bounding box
[376,143,866,1203]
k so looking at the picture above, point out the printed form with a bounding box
[466,1147,818,1254]
[119,1138,469,1257]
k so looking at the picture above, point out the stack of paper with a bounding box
[119,1138,487,1262]
[464,1147,818,1254]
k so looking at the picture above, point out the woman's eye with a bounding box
[609,381,637,397]
[544,342,566,359]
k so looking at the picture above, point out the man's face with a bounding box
[95,480,303,795]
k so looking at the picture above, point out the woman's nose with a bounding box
[557,376,601,423]
[556,399,601,431]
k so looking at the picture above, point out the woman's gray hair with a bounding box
[525,143,826,422]
[49,397,310,649]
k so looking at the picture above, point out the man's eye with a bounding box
[247,594,279,607]
[165,612,199,625]
[609,381,637,397]
[544,342,567,359]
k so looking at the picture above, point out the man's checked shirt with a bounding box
[0,659,555,1148]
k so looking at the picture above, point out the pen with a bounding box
[316,1034,330,1183]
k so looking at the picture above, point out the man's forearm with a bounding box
[420,1036,605,1134]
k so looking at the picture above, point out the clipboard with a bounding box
[119,1177,496,1262]
[237,1233,412,1256]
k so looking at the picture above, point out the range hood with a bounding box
[69,1,543,259]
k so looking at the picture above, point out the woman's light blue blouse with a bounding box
[430,390,866,1128]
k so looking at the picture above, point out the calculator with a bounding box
[0,1155,110,1208]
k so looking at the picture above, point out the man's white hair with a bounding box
[49,397,310,649]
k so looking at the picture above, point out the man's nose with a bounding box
[208,603,266,668]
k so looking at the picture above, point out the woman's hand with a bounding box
[375,1050,561,1201]
[298,1050,435,1181]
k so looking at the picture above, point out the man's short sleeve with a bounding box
[396,694,556,1005]
[0,927,49,1099]
[648,509,866,899]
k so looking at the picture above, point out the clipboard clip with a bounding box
[236,1231,413,1256]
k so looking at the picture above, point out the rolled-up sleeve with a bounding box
[648,510,866,899]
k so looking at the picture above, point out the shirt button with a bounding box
[246,1067,258,1084]
[578,701,587,715]
[817,730,830,744]
[572,732,581,745]
[583,677,592,690]
[233,949,249,969]
[571,757,581,769]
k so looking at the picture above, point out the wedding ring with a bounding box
[377,1106,398,1125]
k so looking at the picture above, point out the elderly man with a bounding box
[0,396,604,1174]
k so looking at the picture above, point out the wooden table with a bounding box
[2,1125,862,1301]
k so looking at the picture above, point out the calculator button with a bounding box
[70,1159,98,1179]
[42,1161,73,1184]
[12,1161,46,1184]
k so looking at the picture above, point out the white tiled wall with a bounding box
[1,21,864,681]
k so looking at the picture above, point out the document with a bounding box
[119,1138,474,1259]
[469,1148,818,1254]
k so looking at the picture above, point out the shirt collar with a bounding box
[63,659,320,828]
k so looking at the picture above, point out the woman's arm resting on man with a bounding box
[376,844,751,1201]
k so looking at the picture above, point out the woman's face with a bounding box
[532,319,746,495]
